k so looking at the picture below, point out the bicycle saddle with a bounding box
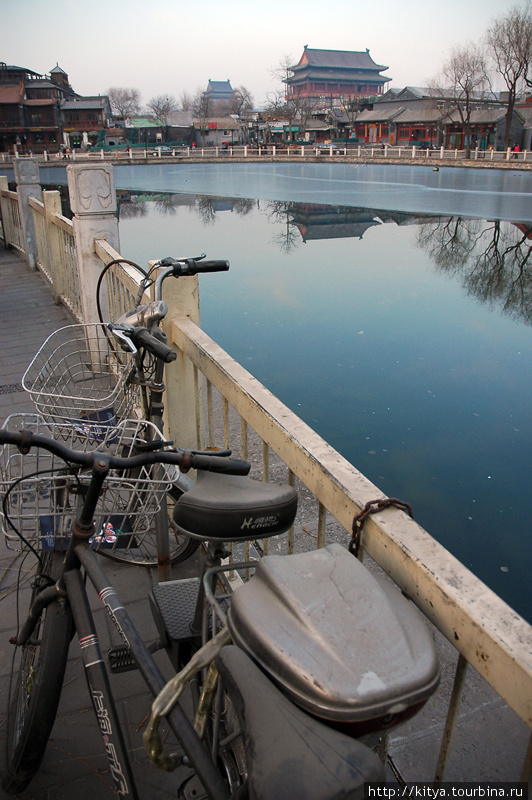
[172,472,297,542]
[216,646,384,800]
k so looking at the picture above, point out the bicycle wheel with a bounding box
[96,483,200,566]
[2,552,74,795]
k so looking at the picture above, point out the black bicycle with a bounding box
[0,426,441,798]
[0,428,253,797]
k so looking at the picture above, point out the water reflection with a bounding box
[417,218,532,325]
[118,191,532,325]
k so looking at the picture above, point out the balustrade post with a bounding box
[13,157,41,271]
[43,190,63,303]
[159,270,205,451]
[66,163,120,324]
[0,175,9,242]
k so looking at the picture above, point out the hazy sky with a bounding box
[1,0,519,107]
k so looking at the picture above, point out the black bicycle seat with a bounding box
[172,471,297,542]
[216,646,384,800]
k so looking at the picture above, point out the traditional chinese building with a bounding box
[61,96,112,150]
[0,62,77,153]
[204,80,236,109]
[287,47,391,107]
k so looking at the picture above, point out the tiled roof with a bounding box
[126,117,160,127]
[290,69,389,83]
[166,110,194,126]
[61,99,106,110]
[207,80,234,97]
[357,106,406,122]
[0,84,24,103]
[294,47,388,72]
[393,108,446,123]
[445,107,517,124]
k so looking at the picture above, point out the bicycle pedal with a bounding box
[108,644,138,673]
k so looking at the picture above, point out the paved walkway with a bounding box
[0,246,529,796]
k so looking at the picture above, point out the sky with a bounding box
[1,0,519,108]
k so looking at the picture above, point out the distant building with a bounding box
[0,62,77,153]
[287,47,391,107]
[353,87,524,149]
[205,80,236,111]
[0,62,113,153]
[61,96,112,149]
[193,116,241,147]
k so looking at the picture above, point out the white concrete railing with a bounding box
[1,145,531,164]
[0,182,24,252]
[2,160,531,783]
[27,192,82,321]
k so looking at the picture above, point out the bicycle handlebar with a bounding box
[130,326,177,363]
[0,430,251,476]
[158,257,229,276]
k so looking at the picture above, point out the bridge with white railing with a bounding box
[1,142,532,168]
[1,158,531,784]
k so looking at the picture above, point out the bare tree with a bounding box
[146,95,178,141]
[269,55,299,141]
[106,87,141,118]
[338,94,364,142]
[486,4,532,149]
[180,91,193,111]
[230,86,254,116]
[441,43,490,157]
[191,88,210,117]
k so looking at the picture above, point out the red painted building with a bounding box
[287,47,391,107]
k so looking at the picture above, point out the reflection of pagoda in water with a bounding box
[290,204,380,242]
[288,203,433,243]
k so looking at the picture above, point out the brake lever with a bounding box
[107,323,138,354]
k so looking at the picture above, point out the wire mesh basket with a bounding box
[22,324,140,435]
[0,414,174,561]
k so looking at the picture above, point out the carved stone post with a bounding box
[66,163,119,323]
[13,157,41,271]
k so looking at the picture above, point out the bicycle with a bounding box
[0,428,440,799]
[21,254,230,568]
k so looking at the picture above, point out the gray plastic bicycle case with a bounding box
[227,543,440,730]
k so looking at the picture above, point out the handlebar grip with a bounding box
[132,327,177,363]
[188,452,250,475]
[192,260,230,274]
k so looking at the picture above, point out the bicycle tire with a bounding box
[96,483,200,566]
[2,552,74,795]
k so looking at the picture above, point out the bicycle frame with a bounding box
[18,491,230,800]
[1,430,250,800]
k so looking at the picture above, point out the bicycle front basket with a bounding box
[0,414,173,554]
[22,324,139,435]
